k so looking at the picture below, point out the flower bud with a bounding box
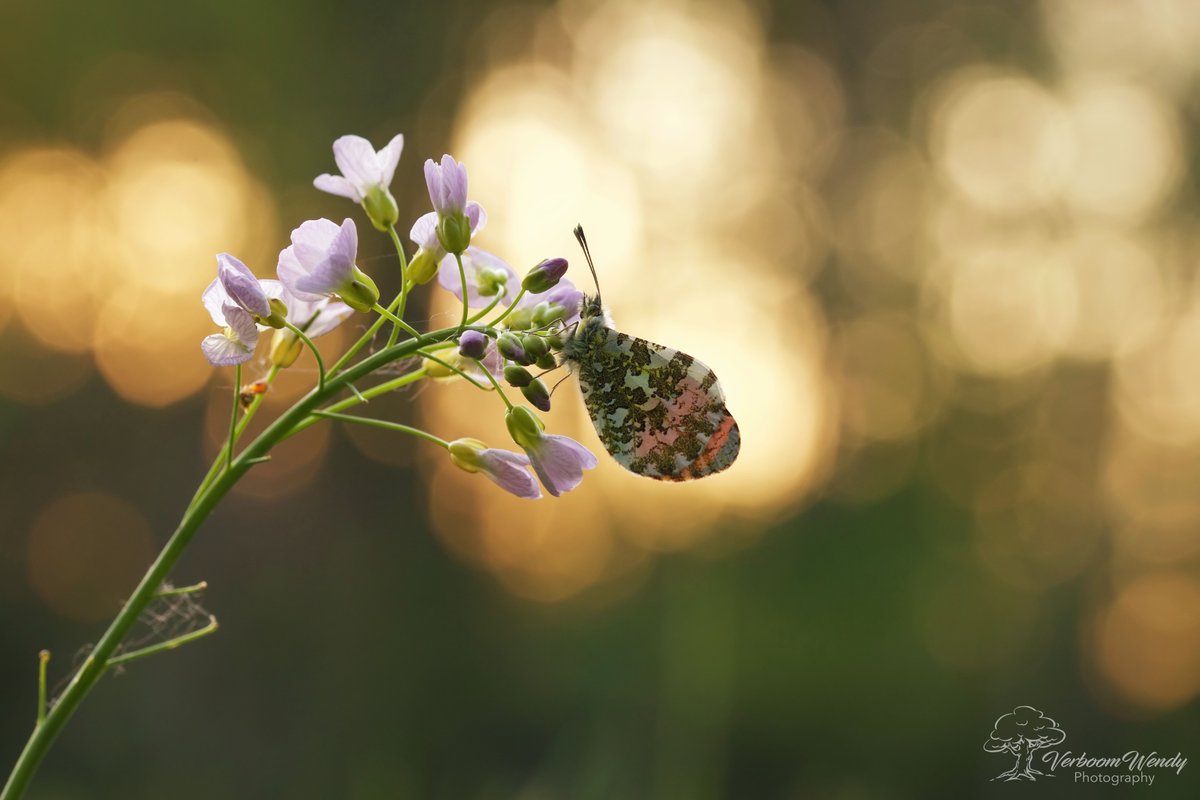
[503,308,534,331]
[259,297,289,330]
[497,332,530,364]
[362,186,400,232]
[448,438,488,473]
[458,330,488,360]
[521,257,568,294]
[437,213,472,255]
[521,378,551,412]
[536,353,558,370]
[422,355,458,378]
[532,301,569,328]
[505,405,544,449]
[521,334,548,358]
[545,334,565,350]
[337,266,380,313]
[269,329,303,368]
[408,247,441,285]
[476,267,510,298]
[504,365,533,387]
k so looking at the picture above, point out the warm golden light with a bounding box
[27,492,154,622]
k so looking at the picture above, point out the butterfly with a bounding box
[561,225,740,481]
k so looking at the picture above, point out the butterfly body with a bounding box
[563,294,740,481]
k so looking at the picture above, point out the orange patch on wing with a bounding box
[677,412,739,480]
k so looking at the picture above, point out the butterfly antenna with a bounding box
[573,224,601,304]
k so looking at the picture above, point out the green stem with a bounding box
[386,225,412,342]
[106,617,219,668]
[287,368,428,439]
[282,321,325,391]
[310,410,450,449]
[0,327,463,800]
[477,360,515,410]
[373,303,421,340]
[35,653,48,728]
[154,581,207,598]
[188,365,280,510]
[226,364,240,470]
[466,293,503,325]
[489,287,527,327]
[417,350,490,390]
[455,251,469,329]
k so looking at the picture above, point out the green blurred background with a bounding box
[2,0,1200,797]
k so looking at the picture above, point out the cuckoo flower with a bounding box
[277,218,379,312]
[313,134,404,231]
[200,254,286,366]
[504,277,585,330]
[437,246,518,307]
[505,407,598,497]
[448,438,542,500]
[423,154,485,255]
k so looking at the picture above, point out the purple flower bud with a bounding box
[496,332,529,364]
[458,330,488,360]
[521,257,568,294]
[448,438,541,499]
[504,365,533,387]
[521,378,551,412]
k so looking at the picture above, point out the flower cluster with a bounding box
[198,133,597,499]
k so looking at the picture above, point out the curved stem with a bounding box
[372,303,421,340]
[226,364,240,470]
[0,327,463,800]
[466,293,503,325]
[488,288,527,328]
[477,360,515,410]
[455,251,469,329]
[282,321,325,391]
[311,410,450,449]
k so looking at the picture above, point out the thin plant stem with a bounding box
[35,653,48,728]
[310,410,450,449]
[385,225,412,342]
[372,303,421,340]
[106,617,219,668]
[477,360,515,410]
[226,364,240,470]
[417,350,490,389]
[0,326,467,800]
[466,293,503,324]
[455,251,469,329]
[154,581,207,598]
[189,365,280,510]
[287,368,428,439]
[282,321,325,391]
[488,287,526,328]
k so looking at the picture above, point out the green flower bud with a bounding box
[408,247,441,285]
[337,266,380,313]
[497,332,530,364]
[521,334,548,358]
[504,365,533,388]
[258,297,289,330]
[476,267,510,298]
[437,213,472,255]
[535,353,558,370]
[362,186,400,232]
[545,334,565,350]
[521,257,568,294]
[505,405,544,449]
[503,308,534,331]
[521,378,551,412]
[269,329,303,368]
[448,438,488,473]
[532,301,569,328]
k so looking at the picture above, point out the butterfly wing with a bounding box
[574,327,740,480]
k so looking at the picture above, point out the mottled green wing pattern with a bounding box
[570,325,740,480]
